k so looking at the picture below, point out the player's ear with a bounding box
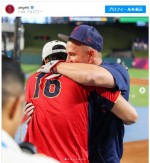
[9,95,24,120]
[44,58,50,64]
[8,97,20,119]
[88,49,95,64]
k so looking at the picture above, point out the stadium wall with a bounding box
[23,23,148,54]
[20,54,148,70]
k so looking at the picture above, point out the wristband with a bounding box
[51,66,58,74]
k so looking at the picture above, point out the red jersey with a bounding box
[24,72,119,163]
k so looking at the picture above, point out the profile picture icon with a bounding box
[5,4,15,14]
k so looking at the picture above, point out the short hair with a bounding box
[2,56,25,107]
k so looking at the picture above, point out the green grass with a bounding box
[21,64,39,75]
[128,68,148,79]
[129,85,148,107]
[128,68,148,107]
[21,64,148,107]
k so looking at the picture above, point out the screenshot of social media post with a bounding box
[1,1,149,163]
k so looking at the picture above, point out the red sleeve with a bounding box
[94,87,121,111]
[25,73,37,103]
[96,87,120,103]
[25,77,32,103]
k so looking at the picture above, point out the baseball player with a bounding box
[37,25,135,163]
[24,40,137,163]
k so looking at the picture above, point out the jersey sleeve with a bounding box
[25,73,37,103]
[101,62,130,100]
[25,78,32,103]
[95,87,120,111]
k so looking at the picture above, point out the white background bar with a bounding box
[1,2,149,17]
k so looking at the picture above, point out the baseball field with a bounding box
[122,68,148,163]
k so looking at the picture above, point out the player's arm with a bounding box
[56,62,115,88]
[95,88,138,125]
[111,95,138,125]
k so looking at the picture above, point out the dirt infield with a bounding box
[130,78,148,85]
[121,140,148,163]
